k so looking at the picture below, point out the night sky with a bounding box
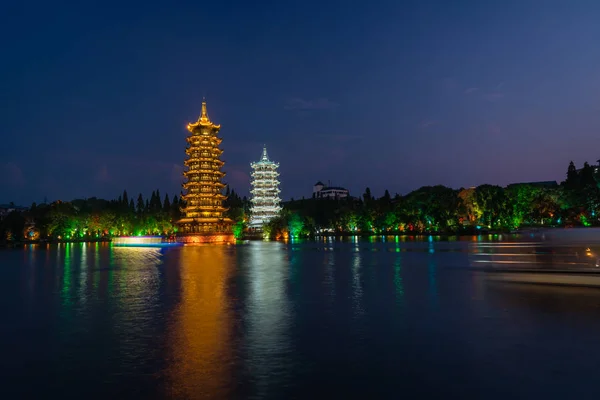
[2,0,600,205]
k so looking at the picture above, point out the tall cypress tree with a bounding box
[136,194,144,214]
[155,189,161,212]
[163,193,171,211]
[150,190,156,211]
[565,161,578,189]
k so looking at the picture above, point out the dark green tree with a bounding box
[136,194,144,214]
[163,194,171,212]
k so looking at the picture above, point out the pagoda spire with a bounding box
[261,145,269,161]
[199,97,209,122]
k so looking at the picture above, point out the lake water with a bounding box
[2,237,600,399]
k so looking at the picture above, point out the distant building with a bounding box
[576,160,600,175]
[0,203,26,221]
[313,181,349,199]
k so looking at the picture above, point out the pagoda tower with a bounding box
[249,146,282,229]
[177,100,234,244]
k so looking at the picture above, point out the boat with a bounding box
[469,228,600,287]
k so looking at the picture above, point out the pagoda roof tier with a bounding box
[185,146,222,156]
[183,179,226,185]
[181,193,226,200]
[183,171,226,178]
[250,199,282,203]
[186,138,223,146]
[183,180,226,186]
[182,178,226,184]
[186,134,221,141]
[186,139,223,149]
[183,167,225,174]
[250,182,281,187]
[182,206,228,212]
[181,197,227,203]
[184,159,224,166]
[181,209,228,215]
[186,121,221,131]
[182,187,226,194]
[251,162,280,169]
[250,189,281,194]
[185,148,224,156]
[186,141,224,150]
[177,217,233,224]
[251,175,280,179]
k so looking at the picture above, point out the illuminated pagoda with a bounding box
[249,146,282,229]
[176,99,234,244]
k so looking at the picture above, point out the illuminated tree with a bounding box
[287,213,304,237]
[475,185,508,228]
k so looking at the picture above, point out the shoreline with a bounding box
[0,226,581,248]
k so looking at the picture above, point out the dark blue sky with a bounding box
[2,0,600,205]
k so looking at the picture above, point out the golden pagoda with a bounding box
[176,99,234,244]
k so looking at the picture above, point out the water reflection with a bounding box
[244,242,293,398]
[428,256,438,307]
[352,251,365,317]
[323,246,336,309]
[8,236,600,398]
[393,255,404,306]
[164,246,235,399]
[62,243,72,306]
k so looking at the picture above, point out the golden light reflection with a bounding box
[165,246,235,399]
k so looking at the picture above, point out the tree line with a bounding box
[262,160,600,239]
[0,187,249,244]
[1,160,599,243]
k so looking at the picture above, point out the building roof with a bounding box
[320,186,348,191]
[314,181,324,186]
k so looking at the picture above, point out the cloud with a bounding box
[487,123,502,136]
[419,120,438,129]
[483,92,504,101]
[284,97,339,111]
[464,87,479,94]
[95,165,110,182]
[481,82,505,101]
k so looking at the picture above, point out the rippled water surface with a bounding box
[3,237,600,399]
